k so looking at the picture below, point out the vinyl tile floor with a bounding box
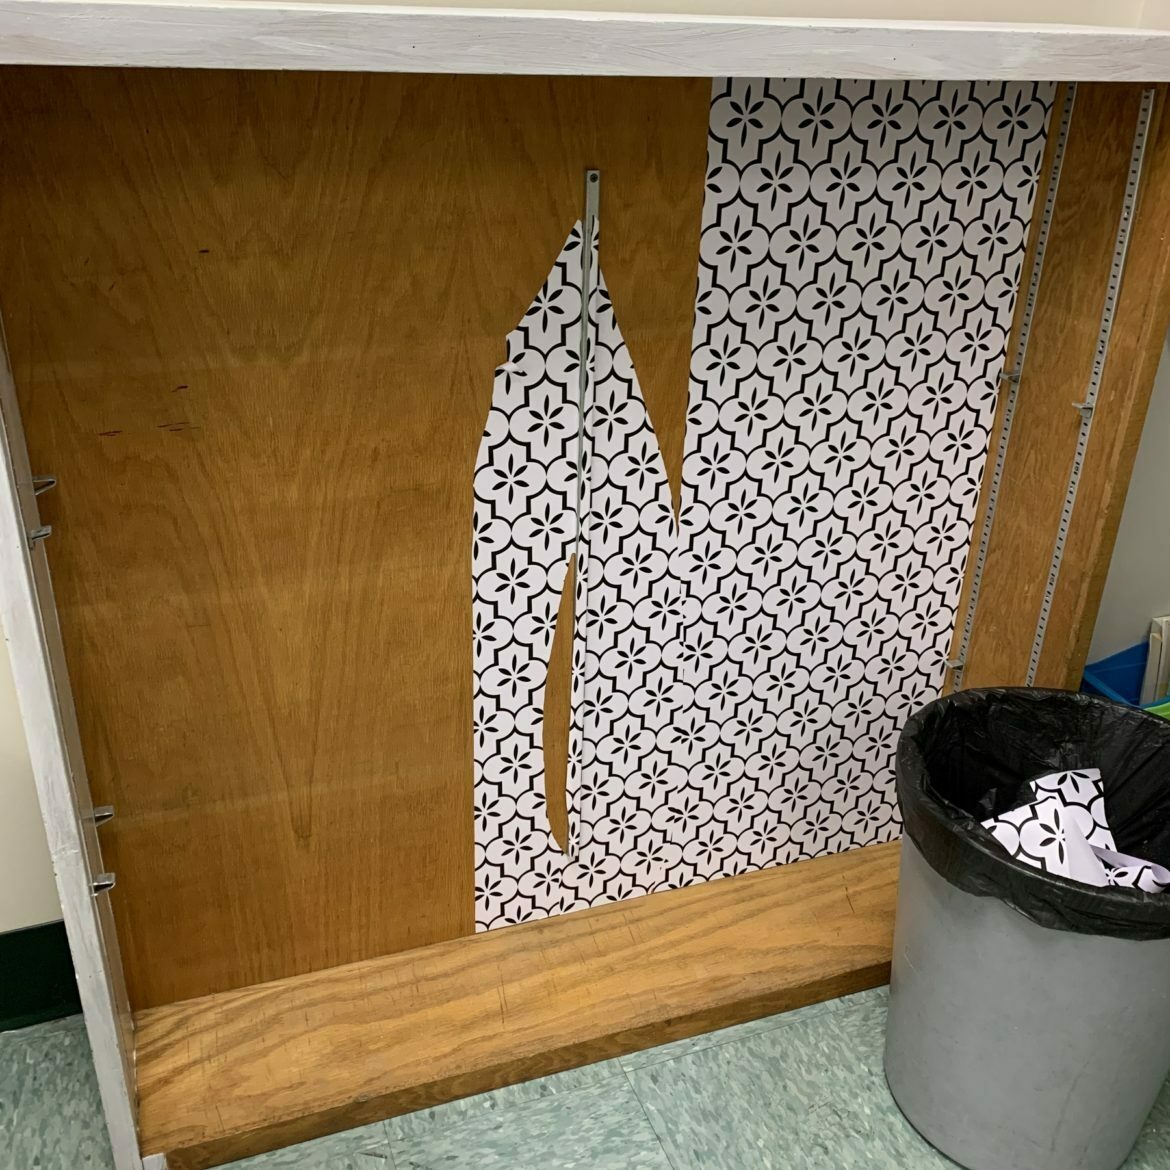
[5,986,1170,1169]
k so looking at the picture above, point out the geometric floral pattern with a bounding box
[1028,768,1112,850]
[983,769,1170,892]
[474,79,1056,930]
[983,794,1102,879]
[472,225,594,924]
[1098,852,1170,894]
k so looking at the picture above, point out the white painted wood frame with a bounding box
[0,318,143,1170]
[0,6,1167,79]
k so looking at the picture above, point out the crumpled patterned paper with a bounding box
[983,769,1170,893]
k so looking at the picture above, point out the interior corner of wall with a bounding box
[1138,0,1170,29]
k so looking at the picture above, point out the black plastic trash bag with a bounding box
[897,687,1170,940]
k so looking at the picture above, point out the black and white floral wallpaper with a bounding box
[473,79,1057,930]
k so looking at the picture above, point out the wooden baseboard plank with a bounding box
[135,840,900,1169]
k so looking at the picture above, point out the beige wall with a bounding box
[1141,0,1170,27]
[0,632,60,931]
[1089,332,1170,663]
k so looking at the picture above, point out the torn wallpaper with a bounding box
[474,79,1057,929]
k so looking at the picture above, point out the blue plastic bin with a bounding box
[1082,642,1170,718]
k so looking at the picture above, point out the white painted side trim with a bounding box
[0,331,142,1170]
[0,4,1168,79]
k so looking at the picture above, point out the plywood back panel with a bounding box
[0,67,708,1007]
[1035,86,1170,686]
[136,841,899,1169]
[959,83,1170,689]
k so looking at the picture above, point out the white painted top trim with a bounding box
[0,3,1168,78]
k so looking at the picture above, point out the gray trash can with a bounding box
[885,688,1170,1170]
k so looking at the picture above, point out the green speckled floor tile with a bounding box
[8,991,1170,1170]
[628,986,945,1170]
[0,1015,115,1169]
[627,986,1170,1170]
[387,1060,621,1142]
[1125,1077,1170,1168]
[388,1077,671,1170]
[222,1122,393,1168]
[619,986,884,1072]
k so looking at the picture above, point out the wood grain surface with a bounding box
[543,554,575,852]
[961,84,1168,689]
[135,839,900,1169]
[1035,85,1170,686]
[0,67,708,1007]
[944,84,1069,693]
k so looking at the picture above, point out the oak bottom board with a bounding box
[134,840,900,1168]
